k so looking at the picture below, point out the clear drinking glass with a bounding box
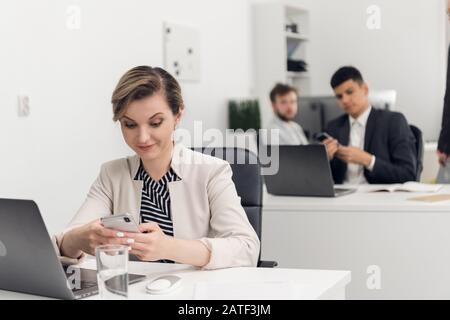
[95,245,129,300]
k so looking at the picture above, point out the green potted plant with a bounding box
[228,99,261,131]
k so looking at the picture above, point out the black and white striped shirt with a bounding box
[134,161,181,237]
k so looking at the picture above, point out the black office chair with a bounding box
[192,147,278,268]
[410,125,424,182]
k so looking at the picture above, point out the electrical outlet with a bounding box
[18,94,30,117]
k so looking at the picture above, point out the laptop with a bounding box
[264,145,356,197]
[0,198,146,299]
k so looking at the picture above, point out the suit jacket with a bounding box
[438,45,450,154]
[326,108,417,184]
[54,143,260,270]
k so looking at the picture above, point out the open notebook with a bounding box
[366,182,443,193]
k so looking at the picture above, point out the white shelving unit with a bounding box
[287,71,310,79]
[285,31,309,41]
[252,1,311,127]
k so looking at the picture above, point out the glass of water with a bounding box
[95,245,129,300]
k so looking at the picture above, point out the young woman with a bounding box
[55,66,259,269]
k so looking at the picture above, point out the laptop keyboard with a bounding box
[72,281,97,293]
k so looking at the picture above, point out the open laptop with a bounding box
[264,145,356,197]
[0,198,146,299]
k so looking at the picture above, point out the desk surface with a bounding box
[0,258,350,300]
[261,183,450,299]
[264,185,450,212]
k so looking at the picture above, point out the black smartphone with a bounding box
[314,132,333,142]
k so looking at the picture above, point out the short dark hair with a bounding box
[330,66,364,89]
[269,83,298,103]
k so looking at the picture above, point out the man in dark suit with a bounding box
[437,1,450,166]
[322,66,417,184]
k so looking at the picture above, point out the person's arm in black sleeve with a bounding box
[365,113,416,184]
[326,123,346,184]
[438,45,450,155]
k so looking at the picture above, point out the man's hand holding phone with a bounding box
[316,132,339,160]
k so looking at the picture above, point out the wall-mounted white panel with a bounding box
[164,22,201,81]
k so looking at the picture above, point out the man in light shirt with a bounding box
[265,83,309,145]
[323,66,417,185]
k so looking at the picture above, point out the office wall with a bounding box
[305,0,447,141]
[0,0,253,234]
[253,0,447,141]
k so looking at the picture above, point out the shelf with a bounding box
[253,1,312,122]
[285,32,309,41]
[285,5,308,15]
[287,71,310,79]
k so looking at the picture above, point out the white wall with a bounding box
[251,0,447,141]
[305,0,447,141]
[0,0,254,234]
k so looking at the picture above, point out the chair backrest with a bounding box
[191,147,263,240]
[410,125,424,181]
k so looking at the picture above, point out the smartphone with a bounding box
[315,132,333,142]
[101,213,141,233]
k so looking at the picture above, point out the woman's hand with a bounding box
[61,219,133,258]
[126,222,171,261]
[126,222,211,267]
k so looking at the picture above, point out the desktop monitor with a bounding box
[294,96,329,140]
[296,91,397,139]
[295,96,342,139]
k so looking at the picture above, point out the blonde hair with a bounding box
[111,66,184,121]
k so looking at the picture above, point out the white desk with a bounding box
[0,258,350,300]
[261,185,450,299]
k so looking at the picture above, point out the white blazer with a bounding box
[55,143,260,270]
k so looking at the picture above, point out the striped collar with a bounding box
[131,142,185,181]
[133,160,181,184]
